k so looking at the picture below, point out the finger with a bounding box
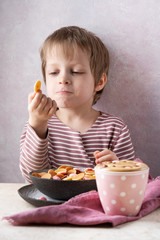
[28,92,42,113]
[28,92,36,105]
[95,154,114,164]
[94,151,100,159]
[48,100,57,116]
[95,149,110,159]
[42,97,53,114]
[48,106,56,117]
[95,149,119,164]
[28,91,45,113]
[34,92,49,112]
[31,90,43,107]
[36,94,48,111]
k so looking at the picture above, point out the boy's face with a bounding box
[45,44,97,109]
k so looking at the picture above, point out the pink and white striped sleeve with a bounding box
[113,124,135,160]
[19,123,50,182]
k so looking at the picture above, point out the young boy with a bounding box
[20,26,135,182]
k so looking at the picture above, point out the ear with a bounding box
[95,73,107,92]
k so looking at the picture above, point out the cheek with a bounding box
[46,83,56,98]
[79,85,95,99]
[76,78,95,91]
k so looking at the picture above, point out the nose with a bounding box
[58,79,70,84]
[58,72,71,85]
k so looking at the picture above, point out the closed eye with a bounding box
[49,72,59,75]
[72,71,84,74]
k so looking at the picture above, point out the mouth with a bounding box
[56,90,72,94]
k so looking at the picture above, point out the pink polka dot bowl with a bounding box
[95,160,149,216]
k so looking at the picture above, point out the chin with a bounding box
[57,101,73,108]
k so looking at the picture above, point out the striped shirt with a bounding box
[20,112,135,182]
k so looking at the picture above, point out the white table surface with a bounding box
[0,183,160,240]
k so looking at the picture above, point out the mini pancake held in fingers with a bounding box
[34,80,41,92]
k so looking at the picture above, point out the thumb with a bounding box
[28,92,36,105]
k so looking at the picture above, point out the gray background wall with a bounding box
[0,0,160,182]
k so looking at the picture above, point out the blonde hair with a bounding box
[40,26,109,105]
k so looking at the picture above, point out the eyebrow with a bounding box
[46,63,86,68]
[46,63,58,66]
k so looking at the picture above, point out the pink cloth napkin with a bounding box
[2,176,160,226]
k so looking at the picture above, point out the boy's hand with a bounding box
[28,90,57,138]
[94,149,119,164]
